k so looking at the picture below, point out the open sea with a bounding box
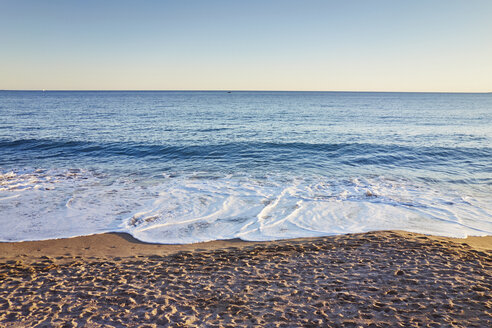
[0,91,491,243]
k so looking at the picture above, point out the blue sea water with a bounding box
[0,91,491,243]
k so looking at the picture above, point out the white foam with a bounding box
[124,174,492,243]
[0,169,154,241]
[1,169,491,243]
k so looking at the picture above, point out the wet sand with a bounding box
[1,230,491,327]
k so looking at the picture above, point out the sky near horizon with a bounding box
[1,0,491,92]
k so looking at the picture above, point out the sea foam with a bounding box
[124,174,491,243]
[1,169,490,243]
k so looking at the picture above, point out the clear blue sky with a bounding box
[1,0,491,91]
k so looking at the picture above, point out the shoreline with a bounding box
[1,230,491,264]
[1,230,491,327]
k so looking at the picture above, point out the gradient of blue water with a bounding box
[1,91,491,242]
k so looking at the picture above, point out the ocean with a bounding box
[0,91,491,243]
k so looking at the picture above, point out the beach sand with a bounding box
[0,231,490,327]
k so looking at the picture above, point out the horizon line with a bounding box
[1,89,491,94]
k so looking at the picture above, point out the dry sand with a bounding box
[0,230,490,327]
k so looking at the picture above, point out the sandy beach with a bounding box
[1,230,490,327]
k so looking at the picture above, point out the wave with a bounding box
[1,138,490,166]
